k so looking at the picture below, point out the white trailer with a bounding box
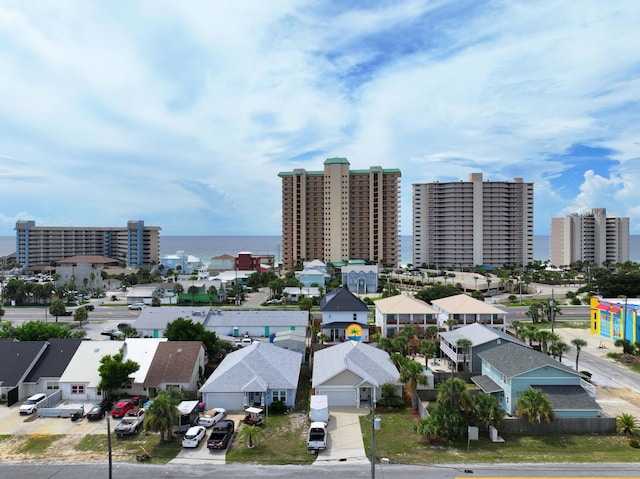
[309,395,329,423]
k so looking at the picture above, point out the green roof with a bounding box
[324,157,350,165]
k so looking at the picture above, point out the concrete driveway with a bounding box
[169,413,243,465]
[312,407,369,466]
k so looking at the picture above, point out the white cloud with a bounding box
[0,0,639,241]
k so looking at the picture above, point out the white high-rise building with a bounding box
[412,173,534,269]
[550,208,629,266]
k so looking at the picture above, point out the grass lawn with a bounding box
[75,433,182,464]
[360,408,640,464]
[17,434,64,454]
[225,413,314,465]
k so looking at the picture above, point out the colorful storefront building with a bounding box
[590,296,640,342]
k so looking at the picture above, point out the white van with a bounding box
[19,393,47,415]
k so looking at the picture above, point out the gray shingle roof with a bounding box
[24,339,83,383]
[320,288,369,312]
[440,323,525,347]
[471,375,502,393]
[0,341,48,387]
[476,342,582,378]
[533,385,601,412]
[199,342,302,393]
[312,341,400,388]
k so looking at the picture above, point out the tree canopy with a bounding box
[164,317,220,359]
[97,348,140,398]
[415,284,463,304]
[0,321,85,341]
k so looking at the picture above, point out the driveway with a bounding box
[169,413,244,465]
[312,407,369,465]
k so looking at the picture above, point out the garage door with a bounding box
[318,388,356,407]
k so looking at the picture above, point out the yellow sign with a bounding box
[346,323,363,341]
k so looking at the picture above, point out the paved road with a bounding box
[1,461,639,479]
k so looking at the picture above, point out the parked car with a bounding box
[128,303,145,310]
[207,419,235,450]
[198,408,226,428]
[84,304,95,311]
[115,408,145,436]
[85,404,106,421]
[99,398,113,412]
[19,393,47,415]
[111,400,135,418]
[182,425,206,448]
[101,329,123,340]
[117,322,132,331]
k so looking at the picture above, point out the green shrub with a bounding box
[629,438,640,449]
[269,400,288,415]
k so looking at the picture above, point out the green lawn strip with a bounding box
[226,414,314,465]
[17,435,64,454]
[361,409,638,464]
[0,435,11,443]
[75,433,182,464]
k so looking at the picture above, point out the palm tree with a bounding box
[455,338,473,372]
[419,340,438,362]
[536,330,554,354]
[238,424,266,448]
[377,337,393,354]
[207,285,217,305]
[516,388,555,423]
[144,389,183,442]
[444,318,458,331]
[473,393,505,430]
[549,340,569,362]
[392,335,409,357]
[399,359,428,410]
[436,378,473,411]
[616,412,640,436]
[173,283,184,304]
[188,285,199,304]
[570,338,588,370]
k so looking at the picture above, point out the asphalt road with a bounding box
[0,461,638,479]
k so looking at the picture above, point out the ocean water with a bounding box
[1,235,639,265]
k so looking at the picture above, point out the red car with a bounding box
[111,400,135,418]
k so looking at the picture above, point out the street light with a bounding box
[550,289,555,334]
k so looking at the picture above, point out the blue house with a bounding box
[295,260,329,288]
[472,342,600,418]
[341,263,378,294]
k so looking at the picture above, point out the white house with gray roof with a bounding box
[312,341,401,408]
[472,342,600,417]
[199,342,302,411]
[134,307,210,339]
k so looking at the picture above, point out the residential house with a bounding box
[21,338,83,398]
[208,254,235,274]
[119,338,167,397]
[58,341,123,402]
[199,342,302,411]
[311,341,401,408]
[374,294,438,337]
[295,260,329,288]
[204,309,308,340]
[431,294,506,331]
[0,340,49,404]
[341,263,379,294]
[438,323,524,372]
[472,342,600,417]
[282,286,320,303]
[143,341,207,398]
[134,307,210,339]
[160,250,202,275]
[319,288,370,342]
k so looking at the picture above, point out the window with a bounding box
[272,390,286,402]
[71,384,85,395]
[46,381,59,390]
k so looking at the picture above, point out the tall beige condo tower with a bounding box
[550,208,629,266]
[279,158,401,270]
[413,173,533,269]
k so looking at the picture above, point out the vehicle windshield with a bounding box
[24,399,37,405]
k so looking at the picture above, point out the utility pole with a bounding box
[550,289,555,334]
[371,398,377,479]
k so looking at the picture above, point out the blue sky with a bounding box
[1,0,639,236]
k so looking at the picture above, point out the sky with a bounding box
[1,0,639,237]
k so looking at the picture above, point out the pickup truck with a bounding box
[115,408,145,436]
[207,419,235,450]
[307,421,328,451]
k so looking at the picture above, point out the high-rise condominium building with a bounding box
[550,208,629,266]
[15,220,161,270]
[413,173,534,269]
[278,158,401,270]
